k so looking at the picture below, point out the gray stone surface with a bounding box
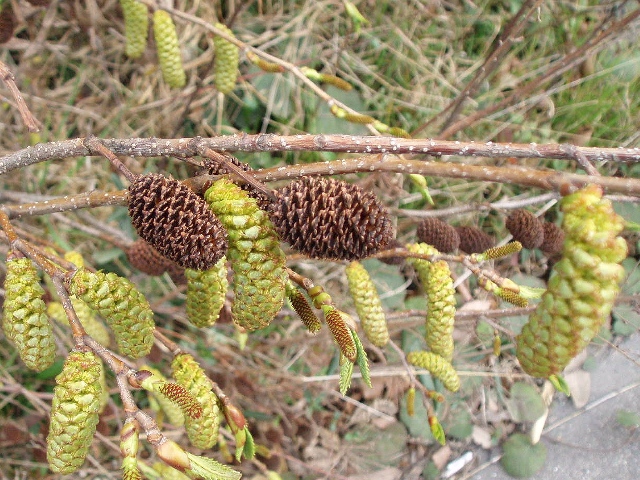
[469,334,640,480]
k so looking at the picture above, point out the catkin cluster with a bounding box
[516,185,627,379]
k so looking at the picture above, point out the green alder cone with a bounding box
[517,185,627,379]
[69,268,155,358]
[153,10,186,88]
[407,350,460,392]
[171,353,220,450]
[213,23,239,94]
[120,0,149,58]
[345,261,389,347]
[205,179,287,331]
[185,257,228,328]
[2,256,56,372]
[47,350,104,474]
[425,260,456,362]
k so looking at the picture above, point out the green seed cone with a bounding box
[48,300,112,347]
[120,0,149,58]
[213,23,239,94]
[153,10,186,88]
[68,268,155,358]
[171,353,220,450]
[185,257,229,328]
[47,350,104,473]
[345,261,389,347]
[2,256,56,371]
[516,185,627,378]
[424,260,455,362]
[407,350,460,392]
[205,178,287,331]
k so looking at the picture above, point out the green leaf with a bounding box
[612,304,640,336]
[549,374,571,396]
[500,433,547,478]
[339,355,354,395]
[615,409,640,428]
[242,427,256,459]
[399,389,434,442]
[352,330,372,388]
[443,405,473,440]
[505,382,547,422]
[429,417,446,445]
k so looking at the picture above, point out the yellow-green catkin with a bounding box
[185,256,228,328]
[213,23,239,94]
[516,185,627,379]
[345,261,389,347]
[153,10,186,88]
[424,260,455,362]
[2,256,56,372]
[171,353,220,450]
[141,366,185,427]
[120,418,142,480]
[205,179,287,331]
[68,268,155,359]
[47,300,111,347]
[120,0,149,58]
[407,350,460,392]
[407,244,456,362]
[47,350,103,474]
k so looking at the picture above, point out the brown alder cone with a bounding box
[268,177,394,261]
[455,226,495,254]
[416,217,460,253]
[126,238,185,278]
[540,221,565,255]
[128,173,227,270]
[505,209,544,249]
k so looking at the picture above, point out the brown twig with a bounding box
[0,60,41,133]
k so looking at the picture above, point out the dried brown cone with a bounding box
[378,238,405,265]
[126,238,185,278]
[455,226,495,254]
[540,221,565,255]
[128,173,228,270]
[269,177,394,261]
[416,217,460,253]
[505,209,544,249]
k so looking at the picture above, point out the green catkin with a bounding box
[205,178,287,331]
[2,256,56,371]
[153,10,186,88]
[68,268,155,358]
[213,23,239,94]
[516,185,627,379]
[406,244,456,362]
[185,256,228,328]
[47,350,103,473]
[407,350,460,392]
[345,261,389,347]
[424,260,456,362]
[120,0,149,58]
[171,353,220,450]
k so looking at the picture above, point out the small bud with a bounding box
[406,387,416,416]
[246,50,285,72]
